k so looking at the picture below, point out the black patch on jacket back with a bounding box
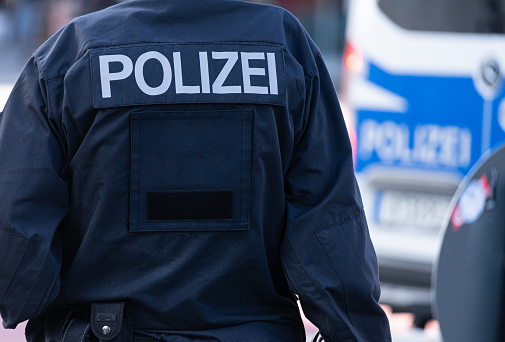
[147,191,233,220]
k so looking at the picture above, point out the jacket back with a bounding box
[0,1,391,341]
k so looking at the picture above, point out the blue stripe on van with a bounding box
[355,62,505,176]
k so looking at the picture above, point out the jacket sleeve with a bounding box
[0,57,68,328]
[280,52,391,342]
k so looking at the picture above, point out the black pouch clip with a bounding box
[90,302,132,342]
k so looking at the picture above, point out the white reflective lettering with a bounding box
[359,119,472,168]
[199,52,211,94]
[212,51,241,94]
[173,52,200,94]
[439,126,460,167]
[135,51,172,96]
[99,54,133,98]
[413,125,438,165]
[374,121,404,161]
[241,52,268,95]
[359,119,377,160]
[267,53,278,95]
[98,49,281,99]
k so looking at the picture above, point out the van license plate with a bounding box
[374,190,452,229]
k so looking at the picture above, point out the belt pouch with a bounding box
[90,302,132,342]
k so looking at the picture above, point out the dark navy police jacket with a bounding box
[0,0,391,341]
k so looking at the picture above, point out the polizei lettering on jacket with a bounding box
[100,51,278,97]
[90,44,285,108]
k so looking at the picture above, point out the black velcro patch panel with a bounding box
[147,191,233,220]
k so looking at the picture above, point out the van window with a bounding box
[378,0,505,33]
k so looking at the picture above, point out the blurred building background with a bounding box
[0,0,116,48]
[0,0,347,85]
[0,0,119,84]
[254,0,348,88]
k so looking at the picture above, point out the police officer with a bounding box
[0,1,391,341]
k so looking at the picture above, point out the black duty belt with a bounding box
[43,301,133,342]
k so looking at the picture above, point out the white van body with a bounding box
[341,0,505,323]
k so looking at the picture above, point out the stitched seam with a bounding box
[88,40,286,51]
[0,226,29,241]
[62,319,77,342]
[0,229,30,305]
[316,209,365,235]
[284,239,355,339]
[315,212,368,341]
[43,41,287,80]
[315,233,352,329]
[80,325,90,342]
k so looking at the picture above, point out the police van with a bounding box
[340,0,505,325]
